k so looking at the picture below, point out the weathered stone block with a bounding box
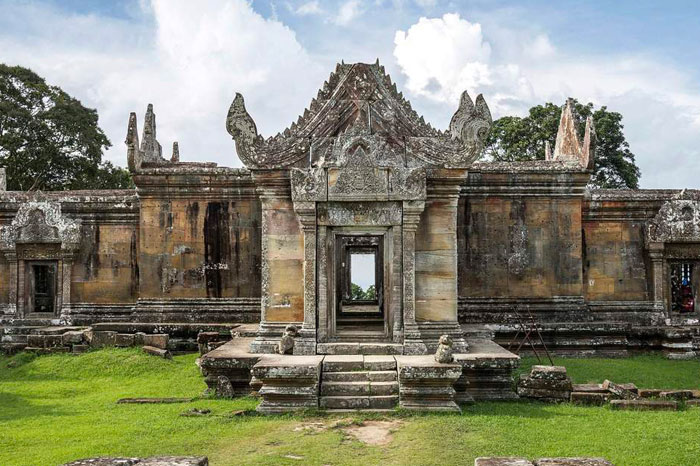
[320,396,370,410]
[27,334,46,348]
[143,345,172,359]
[90,331,117,347]
[396,355,462,412]
[368,371,396,382]
[609,399,677,411]
[144,334,169,349]
[570,392,606,406]
[637,389,663,398]
[72,344,89,354]
[323,355,364,372]
[660,390,694,401]
[534,458,613,466]
[369,381,399,396]
[369,395,398,409]
[529,365,568,380]
[252,355,323,413]
[321,381,369,396]
[115,334,135,347]
[62,331,86,345]
[603,380,639,400]
[363,355,396,371]
[474,458,533,466]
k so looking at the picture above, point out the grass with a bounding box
[0,349,699,466]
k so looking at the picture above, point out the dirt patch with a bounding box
[341,420,402,446]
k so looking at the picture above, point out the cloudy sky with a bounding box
[1,0,699,188]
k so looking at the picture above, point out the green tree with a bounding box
[484,99,641,189]
[0,64,133,191]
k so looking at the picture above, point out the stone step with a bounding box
[320,395,398,410]
[322,370,397,383]
[369,381,399,396]
[321,381,369,396]
[322,355,364,372]
[363,355,396,371]
[1,334,27,344]
[317,342,403,355]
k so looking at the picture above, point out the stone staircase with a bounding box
[319,355,399,411]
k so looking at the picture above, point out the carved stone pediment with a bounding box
[647,192,700,245]
[227,62,492,170]
[0,201,81,251]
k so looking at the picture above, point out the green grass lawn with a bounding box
[1,349,699,466]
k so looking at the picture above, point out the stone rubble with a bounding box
[517,365,573,402]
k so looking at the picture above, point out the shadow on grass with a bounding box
[0,392,73,422]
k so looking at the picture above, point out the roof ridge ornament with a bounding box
[125,104,171,172]
[226,61,493,169]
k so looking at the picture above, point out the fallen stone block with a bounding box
[142,334,169,350]
[518,375,573,392]
[197,331,222,344]
[534,458,613,465]
[687,400,700,407]
[571,384,606,393]
[142,346,172,359]
[475,458,533,466]
[603,380,639,400]
[610,399,677,411]
[44,334,64,348]
[666,351,696,360]
[117,397,192,404]
[63,456,208,466]
[570,392,607,406]
[660,390,694,401]
[90,331,117,347]
[72,344,89,354]
[529,365,569,381]
[517,387,570,400]
[115,333,135,347]
[62,331,86,345]
[637,389,663,398]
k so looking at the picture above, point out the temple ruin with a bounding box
[1,62,699,411]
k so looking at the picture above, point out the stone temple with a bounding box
[1,62,699,411]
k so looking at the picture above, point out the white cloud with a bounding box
[393,13,700,188]
[293,1,323,16]
[0,0,325,167]
[334,0,363,26]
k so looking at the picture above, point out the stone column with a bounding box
[294,201,317,355]
[317,225,329,342]
[3,251,17,316]
[59,251,75,324]
[648,242,666,318]
[402,200,424,353]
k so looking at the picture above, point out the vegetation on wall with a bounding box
[0,64,132,191]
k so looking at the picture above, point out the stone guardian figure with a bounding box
[278,324,298,355]
[434,335,454,363]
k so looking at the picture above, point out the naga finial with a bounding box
[448,90,492,155]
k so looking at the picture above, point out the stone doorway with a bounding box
[335,235,384,337]
[25,261,58,315]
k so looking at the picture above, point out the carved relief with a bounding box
[317,202,402,226]
[290,167,326,202]
[647,193,700,245]
[0,201,80,252]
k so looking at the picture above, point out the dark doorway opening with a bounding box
[27,261,57,314]
[670,261,697,314]
[335,235,384,336]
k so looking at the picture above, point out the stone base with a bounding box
[198,337,260,396]
[252,355,323,413]
[395,355,462,412]
[454,339,520,401]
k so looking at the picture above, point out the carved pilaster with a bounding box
[294,201,317,355]
[402,201,424,329]
[3,251,17,315]
[648,243,666,315]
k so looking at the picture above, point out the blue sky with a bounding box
[1,0,699,188]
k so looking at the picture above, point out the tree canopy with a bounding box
[0,64,132,191]
[484,99,641,189]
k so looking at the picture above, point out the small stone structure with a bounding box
[517,365,573,402]
[475,458,613,466]
[63,457,208,466]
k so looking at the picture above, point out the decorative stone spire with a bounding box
[125,104,170,172]
[125,112,141,172]
[552,99,596,169]
[141,104,163,163]
[171,142,180,162]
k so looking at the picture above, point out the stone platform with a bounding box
[199,338,519,413]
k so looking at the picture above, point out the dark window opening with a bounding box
[671,262,695,314]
